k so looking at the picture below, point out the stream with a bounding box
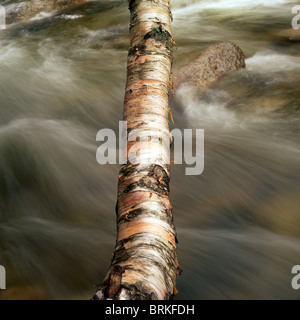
[0,0,300,299]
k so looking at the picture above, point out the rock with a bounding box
[276,28,300,42]
[5,0,87,24]
[0,285,48,300]
[253,191,300,238]
[5,3,27,24]
[175,42,246,89]
[269,29,300,55]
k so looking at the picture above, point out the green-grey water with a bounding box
[0,0,300,299]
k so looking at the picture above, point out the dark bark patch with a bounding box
[113,240,178,271]
[122,173,169,196]
[119,164,137,178]
[128,44,147,57]
[115,201,119,216]
[128,0,134,11]
[177,267,183,275]
[117,208,144,223]
[144,27,171,44]
[104,264,125,298]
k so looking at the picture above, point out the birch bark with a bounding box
[93,0,179,300]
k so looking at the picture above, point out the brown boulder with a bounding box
[175,41,246,89]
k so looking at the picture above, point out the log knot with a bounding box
[144,26,172,45]
[104,264,125,298]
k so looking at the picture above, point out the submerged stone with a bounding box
[175,41,246,89]
[5,0,87,24]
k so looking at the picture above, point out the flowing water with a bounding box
[0,0,299,299]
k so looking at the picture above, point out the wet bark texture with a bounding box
[93,0,179,300]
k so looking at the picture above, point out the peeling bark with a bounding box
[93,0,179,300]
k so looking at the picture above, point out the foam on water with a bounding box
[60,14,84,20]
[29,12,54,21]
[0,0,299,300]
[0,42,25,64]
[173,0,293,16]
[246,50,300,74]
[177,86,239,128]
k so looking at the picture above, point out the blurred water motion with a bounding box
[0,0,300,299]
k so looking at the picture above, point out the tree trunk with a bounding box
[93,0,179,300]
